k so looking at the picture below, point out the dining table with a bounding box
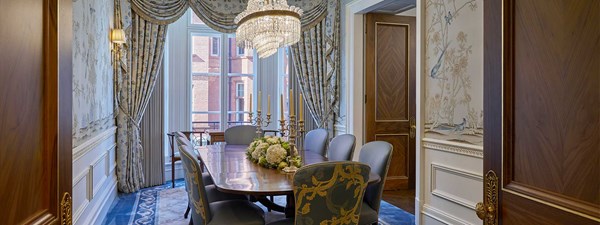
[196,143,381,217]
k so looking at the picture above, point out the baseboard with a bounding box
[164,160,184,181]
[91,177,118,225]
[422,204,473,225]
[77,176,117,225]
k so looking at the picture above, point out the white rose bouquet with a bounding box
[246,135,302,170]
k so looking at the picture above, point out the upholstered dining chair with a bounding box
[224,125,258,145]
[303,128,328,157]
[327,134,356,161]
[357,141,393,225]
[175,133,247,219]
[268,161,371,225]
[178,141,265,225]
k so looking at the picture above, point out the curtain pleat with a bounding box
[140,64,165,188]
[290,0,340,138]
[128,0,329,33]
[116,12,168,193]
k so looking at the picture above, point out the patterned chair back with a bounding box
[358,141,393,213]
[177,140,212,224]
[224,125,258,145]
[303,128,328,157]
[327,134,356,161]
[293,162,371,225]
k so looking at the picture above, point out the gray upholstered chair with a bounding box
[224,125,258,145]
[175,133,247,219]
[357,141,393,225]
[178,141,265,225]
[175,132,214,186]
[327,134,356,161]
[268,161,371,225]
[303,128,328,157]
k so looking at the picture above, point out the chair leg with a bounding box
[189,217,193,225]
[268,195,274,212]
[184,205,190,219]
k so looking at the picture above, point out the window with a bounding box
[188,17,255,132]
[236,83,244,97]
[183,10,291,133]
[191,35,222,131]
[210,37,220,56]
[279,47,291,120]
[237,46,245,56]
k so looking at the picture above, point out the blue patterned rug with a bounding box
[103,180,415,225]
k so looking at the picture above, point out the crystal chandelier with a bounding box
[235,0,303,58]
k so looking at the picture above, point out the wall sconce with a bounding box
[111,29,126,44]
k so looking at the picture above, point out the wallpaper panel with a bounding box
[425,0,483,145]
[72,0,115,147]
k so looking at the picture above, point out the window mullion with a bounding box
[220,33,228,131]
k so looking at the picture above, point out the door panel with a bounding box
[0,0,72,224]
[365,14,416,190]
[483,0,599,224]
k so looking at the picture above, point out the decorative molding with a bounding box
[72,126,117,161]
[104,145,116,177]
[422,204,474,225]
[72,196,89,224]
[431,163,482,210]
[422,138,483,158]
[89,147,111,199]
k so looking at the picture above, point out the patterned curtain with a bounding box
[290,0,340,137]
[115,10,168,193]
[129,0,329,33]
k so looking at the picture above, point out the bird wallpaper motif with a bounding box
[425,0,483,145]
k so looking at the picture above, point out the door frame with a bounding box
[343,0,425,223]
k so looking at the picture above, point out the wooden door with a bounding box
[365,14,416,190]
[480,0,599,224]
[0,0,72,224]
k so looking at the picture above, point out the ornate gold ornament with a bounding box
[476,170,498,225]
[60,192,72,225]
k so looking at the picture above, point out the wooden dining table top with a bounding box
[197,144,381,195]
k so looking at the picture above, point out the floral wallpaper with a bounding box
[72,0,115,147]
[425,0,483,145]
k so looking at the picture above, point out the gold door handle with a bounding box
[475,202,495,220]
[476,170,498,225]
[409,117,416,138]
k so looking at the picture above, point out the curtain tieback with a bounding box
[118,103,141,129]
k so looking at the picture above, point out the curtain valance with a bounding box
[129,0,329,32]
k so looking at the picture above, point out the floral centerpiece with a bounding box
[246,135,302,170]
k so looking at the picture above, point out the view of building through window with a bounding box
[191,11,289,133]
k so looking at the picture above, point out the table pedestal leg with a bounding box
[285,194,295,218]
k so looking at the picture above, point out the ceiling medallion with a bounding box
[235,0,303,58]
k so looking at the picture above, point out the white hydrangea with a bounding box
[266,137,280,144]
[265,144,287,165]
[252,142,269,160]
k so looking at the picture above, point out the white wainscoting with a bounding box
[72,127,118,225]
[421,138,483,225]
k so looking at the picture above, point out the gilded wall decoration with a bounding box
[425,0,483,145]
[72,0,116,147]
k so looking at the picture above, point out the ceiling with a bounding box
[370,0,416,14]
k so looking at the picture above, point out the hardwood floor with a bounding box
[382,189,415,214]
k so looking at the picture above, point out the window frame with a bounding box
[187,15,257,131]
